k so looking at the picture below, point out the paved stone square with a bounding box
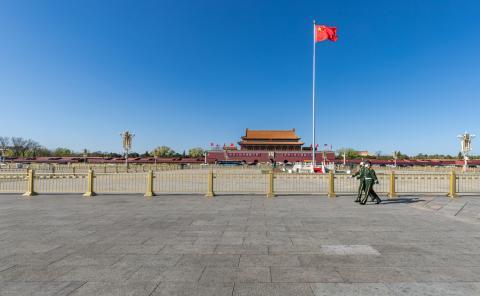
[0,193,479,295]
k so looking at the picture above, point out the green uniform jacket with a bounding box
[363,168,378,183]
[352,166,366,180]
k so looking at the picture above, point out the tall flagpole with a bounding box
[312,20,316,169]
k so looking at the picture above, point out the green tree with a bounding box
[152,146,175,157]
[3,149,14,157]
[336,147,359,159]
[53,147,72,157]
[11,137,28,156]
[188,147,205,158]
[26,139,41,157]
[0,136,10,152]
[34,147,52,157]
[395,151,409,159]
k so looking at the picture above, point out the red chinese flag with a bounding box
[315,25,338,42]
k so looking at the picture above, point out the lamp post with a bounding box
[393,151,398,167]
[83,149,88,164]
[121,131,135,168]
[457,132,475,172]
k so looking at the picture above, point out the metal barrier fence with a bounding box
[34,173,87,194]
[154,171,208,194]
[274,173,328,195]
[1,169,479,197]
[94,173,146,194]
[2,163,480,176]
[0,173,27,193]
[0,163,273,174]
[457,173,480,193]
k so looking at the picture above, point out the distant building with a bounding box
[355,151,371,157]
[238,129,304,151]
[207,128,334,164]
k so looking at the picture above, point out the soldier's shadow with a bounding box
[378,197,424,205]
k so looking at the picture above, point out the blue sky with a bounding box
[0,0,479,155]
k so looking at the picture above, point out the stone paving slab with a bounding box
[0,194,480,295]
[0,281,85,296]
[311,282,396,296]
[67,281,158,296]
[151,282,234,296]
[234,283,314,296]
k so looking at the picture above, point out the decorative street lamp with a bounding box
[121,131,135,168]
[83,149,88,164]
[457,132,475,172]
[392,151,399,167]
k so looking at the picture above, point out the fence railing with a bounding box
[1,169,479,198]
[0,163,275,175]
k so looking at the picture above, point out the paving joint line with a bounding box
[148,281,162,296]
[65,281,88,296]
[454,201,469,216]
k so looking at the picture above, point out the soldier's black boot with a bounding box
[370,190,381,204]
[359,193,368,205]
[355,192,362,203]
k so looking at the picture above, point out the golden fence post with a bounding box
[83,169,96,197]
[22,169,37,197]
[447,170,458,198]
[205,170,215,198]
[328,171,336,198]
[144,170,155,198]
[388,171,397,198]
[266,170,275,198]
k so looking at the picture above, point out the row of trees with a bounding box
[151,146,205,158]
[4,137,474,160]
[0,136,206,158]
[0,137,42,157]
[336,147,479,160]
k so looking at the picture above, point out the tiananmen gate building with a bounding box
[239,129,304,151]
[207,129,335,164]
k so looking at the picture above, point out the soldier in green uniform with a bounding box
[360,162,381,205]
[351,161,365,202]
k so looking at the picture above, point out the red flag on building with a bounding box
[315,25,338,42]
